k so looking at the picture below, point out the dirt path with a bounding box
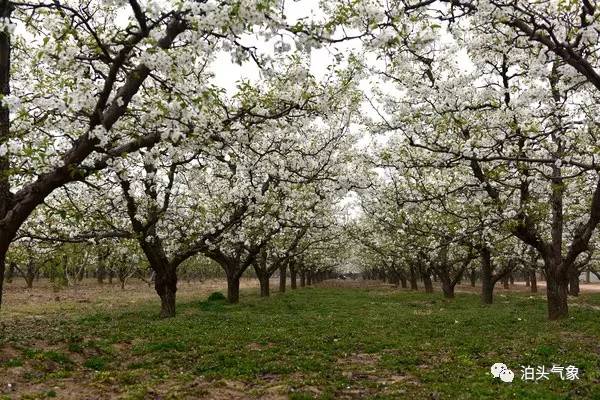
[511,281,600,293]
[0,278,260,318]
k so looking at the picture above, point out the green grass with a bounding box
[1,286,599,399]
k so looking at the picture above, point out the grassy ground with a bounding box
[0,281,599,399]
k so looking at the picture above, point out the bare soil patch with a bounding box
[1,278,260,318]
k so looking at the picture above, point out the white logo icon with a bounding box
[499,369,515,383]
[491,363,507,378]
[491,363,514,383]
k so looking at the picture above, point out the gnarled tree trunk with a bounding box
[481,256,512,305]
[421,269,433,293]
[440,277,455,298]
[255,266,270,297]
[545,153,569,320]
[24,265,35,289]
[530,270,537,293]
[259,275,269,297]
[409,266,418,290]
[97,254,106,285]
[227,272,240,304]
[0,245,6,309]
[0,1,13,312]
[546,271,568,319]
[155,267,177,318]
[480,265,494,305]
[568,268,580,296]
[436,255,468,299]
[399,276,407,288]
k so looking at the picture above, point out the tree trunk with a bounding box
[227,273,240,304]
[480,251,494,304]
[546,155,568,320]
[585,270,590,283]
[509,273,514,285]
[159,288,175,318]
[437,262,458,299]
[0,2,14,312]
[480,271,494,305]
[568,268,580,297]
[253,264,270,297]
[258,273,270,297]
[97,262,106,285]
[0,246,5,310]
[502,275,509,289]
[399,275,407,288]
[469,269,476,287]
[389,272,398,286]
[441,280,454,298]
[155,268,177,318]
[300,271,306,287]
[545,264,568,320]
[290,264,297,289]
[421,270,433,293]
[409,267,418,290]
[25,270,34,289]
[530,270,537,293]
[307,273,312,286]
[279,263,287,293]
[525,271,530,287]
